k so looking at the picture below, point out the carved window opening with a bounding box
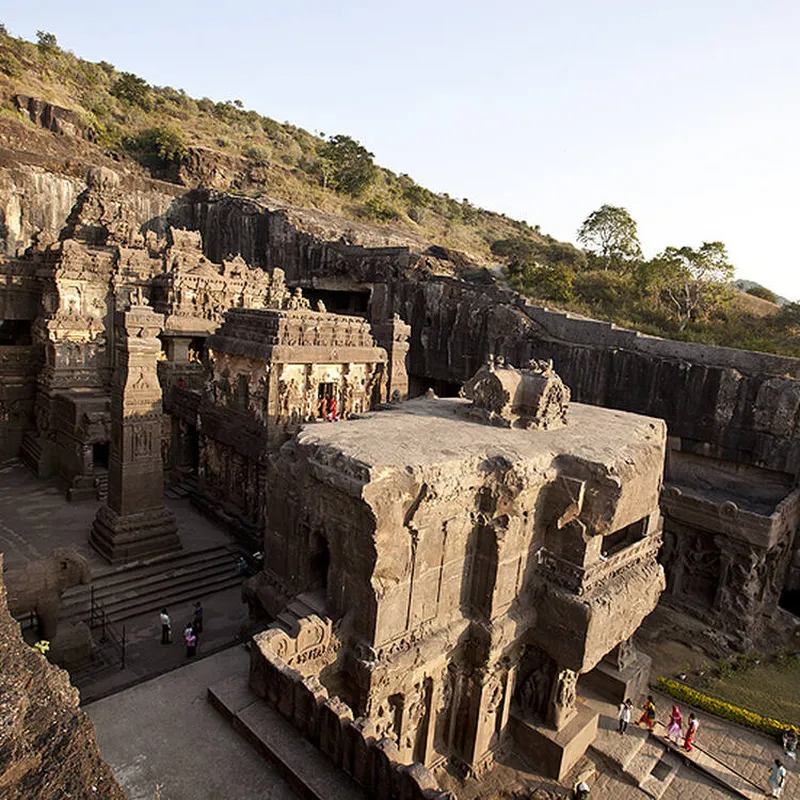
[0,319,32,346]
[189,337,205,363]
[603,516,648,557]
[308,532,330,592]
[92,442,109,469]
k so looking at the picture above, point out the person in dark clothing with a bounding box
[193,601,203,634]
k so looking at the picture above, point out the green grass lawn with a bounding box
[693,658,800,725]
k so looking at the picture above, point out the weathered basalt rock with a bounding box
[0,553,125,799]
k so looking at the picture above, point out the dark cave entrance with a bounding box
[779,589,800,617]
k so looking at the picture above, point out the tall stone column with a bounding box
[90,292,181,564]
[373,313,410,401]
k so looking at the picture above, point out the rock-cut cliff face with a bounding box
[0,554,125,800]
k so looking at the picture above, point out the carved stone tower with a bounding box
[90,291,181,564]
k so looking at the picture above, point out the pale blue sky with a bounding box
[4,1,799,298]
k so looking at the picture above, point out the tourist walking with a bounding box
[638,695,656,732]
[782,729,797,760]
[683,712,699,752]
[184,622,197,658]
[618,699,632,735]
[193,601,203,634]
[159,608,171,644]
[768,758,787,797]
[666,704,682,745]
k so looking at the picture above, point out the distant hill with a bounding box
[735,279,791,306]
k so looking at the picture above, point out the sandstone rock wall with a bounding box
[0,553,125,799]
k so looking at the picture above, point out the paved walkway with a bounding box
[0,458,233,571]
[653,689,799,799]
[86,646,299,800]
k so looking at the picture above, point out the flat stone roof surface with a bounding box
[296,397,665,471]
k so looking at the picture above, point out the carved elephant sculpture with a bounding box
[4,548,91,640]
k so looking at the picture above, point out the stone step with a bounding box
[208,673,367,800]
[638,747,681,799]
[64,546,236,599]
[625,736,667,786]
[61,546,243,625]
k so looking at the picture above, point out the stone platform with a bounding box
[510,703,599,781]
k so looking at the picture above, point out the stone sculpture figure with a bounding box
[4,548,91,640]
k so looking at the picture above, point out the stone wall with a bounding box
[0,553,124,798]
[248,632,453,800]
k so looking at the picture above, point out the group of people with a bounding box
[159,601,204,658]
[617,696,699,751]
[617,695,795,797]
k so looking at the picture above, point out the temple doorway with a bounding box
[92,442,109,469]
[308,533,330,591]
[317,382,339,420]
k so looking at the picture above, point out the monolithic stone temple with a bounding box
[245,361,666,781]
[3,144,800,797]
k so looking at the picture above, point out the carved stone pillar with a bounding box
[372,313,410,401]
[90,294,180,563]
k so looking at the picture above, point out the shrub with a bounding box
[113,72,152,110]
[656,678,800,738]
[361,196,401,223]
[242,144,269,163]
[746,285,778,303]
[125,125,185,167]
[0,51,22,77]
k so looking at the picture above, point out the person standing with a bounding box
[768,759,787,797]
[683,713,699,751]
[159,608,171,645]
[618,699,633,735]
[193,601,203,635]
[666,704,682,745]
[638,695,656,732]
[184,622,197,658]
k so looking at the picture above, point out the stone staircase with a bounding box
[94,468,108,502]
[273,589,328,634]
[165,473,198,501]
[60,545,243,626]
[590,720,680,799]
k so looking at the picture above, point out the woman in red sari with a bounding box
[684,713,699,751]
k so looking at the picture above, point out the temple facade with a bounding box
[246,362,666,780]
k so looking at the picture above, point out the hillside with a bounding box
[0,27,797,358]
[0,27,554,266]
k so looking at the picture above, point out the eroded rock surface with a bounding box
[0,553,124,799]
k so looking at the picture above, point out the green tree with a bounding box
[645,241,734,331]
[112,72,152,110]
[36,30,58,56]
[577,204,642,271]
[153,126,185,163]
[316,134,377,196]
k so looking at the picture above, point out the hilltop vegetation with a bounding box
[491,204,800,358]
[0,27,543,262]
[0,27,797,357]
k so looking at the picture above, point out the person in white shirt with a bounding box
[159,608,171,644]
[618,698,633,735]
